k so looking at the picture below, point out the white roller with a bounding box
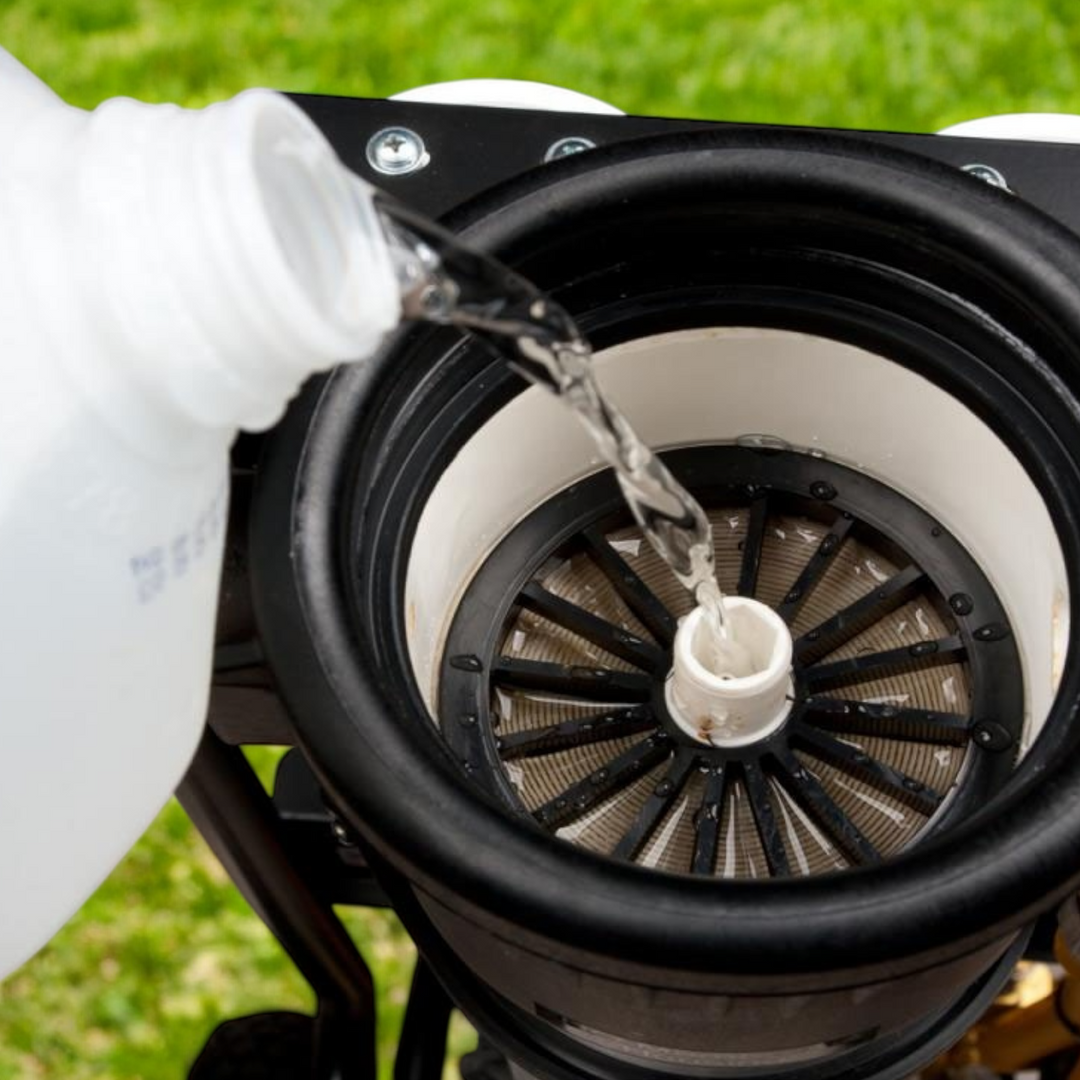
[393,78,623,115]
[939,113,1080,143]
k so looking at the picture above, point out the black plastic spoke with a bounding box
[690,765,728,875]
[802,635,966,690]
[791,723,943,814]
[518,581,667,672]
[534,735,673,830]
[742,760,791,877]
[492,657,653,702]
[802,697,971,745]
[613,748,698,861]
[793,565,927,665]
[771,747,880,866]
[497,706,657,761]
[737,494,769,599]
[775,515,855,625]
[581,526,676,647]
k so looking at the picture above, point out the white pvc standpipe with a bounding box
[665,598,794,748]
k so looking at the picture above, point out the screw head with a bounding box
[949,592,974,616]
[366,127,429,176]
[544,136,597,163]
[962,162,1009,190]
[973,721,1014,752]
[810,480,837,501]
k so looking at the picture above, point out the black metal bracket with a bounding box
[177,729,378,1080]
[291,92,1080,233]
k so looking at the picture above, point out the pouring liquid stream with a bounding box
[377,199,745,675]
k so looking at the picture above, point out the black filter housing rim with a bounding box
[252,126,1080,978]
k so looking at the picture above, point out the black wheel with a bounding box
[188,1012,313,1080]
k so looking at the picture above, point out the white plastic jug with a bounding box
[0,47,401,978]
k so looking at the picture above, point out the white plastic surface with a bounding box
[393,78,623,114]
[405,328,1068,758]
[0,45,63,143]
[939,113,1080,143]
[0,48,400,979]
[666,599,794,748]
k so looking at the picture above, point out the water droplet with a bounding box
[863,559,889,583]
[941,676,958,706]
[737,433,791,454]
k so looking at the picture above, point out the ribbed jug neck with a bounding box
[74,91,399,438]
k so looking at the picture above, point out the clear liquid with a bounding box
[377,198,728,643]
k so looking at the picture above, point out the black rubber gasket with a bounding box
[438,448,1022,877]
[251,126,1080,981]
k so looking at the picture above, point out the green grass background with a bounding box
[3,0,1080,1076]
